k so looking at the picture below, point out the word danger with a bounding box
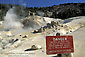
[53,37,67,41]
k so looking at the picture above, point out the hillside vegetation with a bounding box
[0,3,85,20]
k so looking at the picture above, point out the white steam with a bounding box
[2,7,43,35]
[3,7,23,29]
[2,7,27,35]
[19,0,26,7]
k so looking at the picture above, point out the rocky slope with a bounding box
[0,16,85,57]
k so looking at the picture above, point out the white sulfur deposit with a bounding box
[6,31,12,37]
[65,16,85,29]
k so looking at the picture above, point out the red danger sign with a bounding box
[46,36,74,55]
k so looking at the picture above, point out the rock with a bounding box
[52,25,56,28]
[64,25,68,28]
[51,21,56,25]
[19,34,22,36]
[31,44,42,50]
[9,39,14,43]
[43,26,48,29]
[42,51,44,52]
[14,39,19,42]
[52,30,55,32]
[60,25,63,27]
[33,30,38,33]
[70,30,72,32]
[2,40,9,46]
[37,28,42,33]
[9,39,19,43]
[10,40,21,48]
[22,35,28,38]
[21,16,45,28]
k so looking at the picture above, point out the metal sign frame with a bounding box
[46,36,74,55]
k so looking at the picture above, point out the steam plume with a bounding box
[3,7,23,30]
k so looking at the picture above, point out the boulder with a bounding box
[33,30,38,33]
[10,40,21,48]
[51,21,56,25]
[31,44,42,50]
[9,39,14,43]
[22,35,28,38]
[14,39,19,42]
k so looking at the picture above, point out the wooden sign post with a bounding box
[46,33,74,57]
